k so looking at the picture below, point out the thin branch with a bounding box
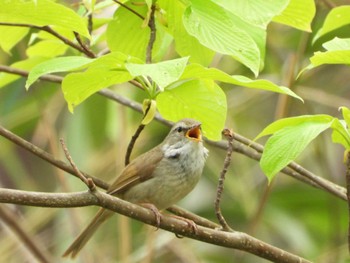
[112,0,145,20]
[0,205,53,263]
[0,188,312,263]
[214,129,234,231]
[0,65,347,201]
[0,23,96,58]
[60,138,96,191]
[146,4,156,64]
[124,124,145,166]
[124,102,152,165]
[0,125,108,190]
[87,13,93,37]
[346,150,350,253]
[73,32,95,58]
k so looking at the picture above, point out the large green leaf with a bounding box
[183,0,265,76]
[259,115,334,181]
[314,6,350,43]
[181,64,303,101]
[26,56,93,89]
[125,57,189,91]
[0,0,89,38]
[215,0,289,28]
[61,52,138,112]
[158,0,215,66]
[106,2,170,61]
[273,0,315,32]
[157,79,227,141]
[26,40,68,58]
[62,69,132,112]
[0,26,29,54]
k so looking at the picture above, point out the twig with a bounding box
[146,4,156,64]
[124,125,145,166]
[0,205,52,263]
[59,138,96,191]
[88,13,93,36]
[346,150,350,253]
[214,129,234,231]
[73,32,95,58]
[124,102,152,165]
[0,188,312,263]
[0,125,108,190]
[0,65,347,201]
[0,23,96,58]
[112,0,145,20]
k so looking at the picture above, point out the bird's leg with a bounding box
[170,215,198,236]
[139,203,162,229]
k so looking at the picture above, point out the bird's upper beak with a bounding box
[186,125,202,142]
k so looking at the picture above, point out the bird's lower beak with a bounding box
[186,125,202,141]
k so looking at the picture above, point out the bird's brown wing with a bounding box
[107,145,163,196]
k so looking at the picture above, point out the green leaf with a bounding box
[314,6,350,42]
[26,56,93,89]
[157,79,227,141]
[62,69,132,112]
[340,106,350,127]
[0,0,89,38]
[260,116,334,181]
[255,115,333,140]
[60,49,137,112]
[26,40,68,58]
[0,57,49,89]
[183,0,265,76]
[215,0,289,28]
[273,0,315,32]
[125,57,189,90]
[331,119,350,150]
[0,26,29,54]
[106,2,170,61]
[310,38,350,67]
[158,0,215,66]
[181,64,303,101]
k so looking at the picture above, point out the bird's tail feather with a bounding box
[62,208,113,258]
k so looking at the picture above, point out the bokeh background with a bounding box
[1,1,350,262]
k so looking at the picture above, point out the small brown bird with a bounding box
[63,118,208,258]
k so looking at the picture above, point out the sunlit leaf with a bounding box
[215,0,289,28]
[26,56,93,89]
[157,79,227,141]
[331,119,350,150]
[0,0,89,38]
[259,116,334,181]
[273,0,315,32]
[158,0,215,66]
[125,57,189,90]
[181,64,303,101]
[0,26,29,54]
[62,69,132,112]
[314,6,350,42]
[183,0,264,76]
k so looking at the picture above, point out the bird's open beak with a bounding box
[186,125,202,141]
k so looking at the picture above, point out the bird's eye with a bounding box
[175,126,183,133]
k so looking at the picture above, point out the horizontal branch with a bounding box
[0,187,311,263]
